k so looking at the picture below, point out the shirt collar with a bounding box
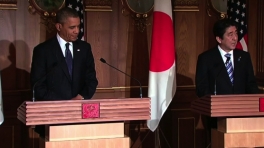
[57,34,72,46]
[218,45,234,57]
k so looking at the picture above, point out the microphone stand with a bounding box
[32,62,59,102]
[214,57,230,95]
[214,79,217,95]
[100,58,143,98]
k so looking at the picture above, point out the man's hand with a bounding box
[71,94,84,100]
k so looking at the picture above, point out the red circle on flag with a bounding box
[149,12,175,72]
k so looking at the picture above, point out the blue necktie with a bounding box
[225,53,234,84]
[65,43,73,78]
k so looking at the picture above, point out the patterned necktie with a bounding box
[65,43,73,78]
[225,53,234,84]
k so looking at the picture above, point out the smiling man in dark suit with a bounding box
[30,7,98,137]
[195,19,258,147]
[196,19,258,98]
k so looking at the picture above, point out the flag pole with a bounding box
[135,125,171,148]
[154,126,171,148]
[154,127,160,148]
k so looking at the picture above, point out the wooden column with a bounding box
[212,117,264,148]
[40,122,130,148]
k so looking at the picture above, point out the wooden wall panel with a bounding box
[175,11,205,86]
[86,0,151,98]
[15,0,40,73]
[0,126,14,148]
[0,8,16,90]
[175,12,197,86]
[111,0,127,87]
[0,0,40,90]
[203,1,220,52]
[166,86,204,148]
[247,0,258,73]
[251,0,264,86]
[86,1,136,89]
[86,11,113,88]
[0,0,17,10]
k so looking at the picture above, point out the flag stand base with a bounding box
[154,126,171,148]
[136,126,171,148]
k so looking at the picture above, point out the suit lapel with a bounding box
[213,48,225,76]
[233,50,241,85]
[51,37,72,81]
[72,41,82,81]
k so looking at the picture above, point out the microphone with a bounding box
[214,57,231,95]
[100,58,143,98]
[32,62,58,102]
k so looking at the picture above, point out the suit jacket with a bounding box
[195,46,258,98]
[30,36,98,100]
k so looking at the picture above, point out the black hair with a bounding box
[213,19,239,39]
[56,7,79,24]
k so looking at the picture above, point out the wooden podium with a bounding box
[192,94,264,148]
[17,98,150,148]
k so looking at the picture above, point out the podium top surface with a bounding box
[17,98,151,125]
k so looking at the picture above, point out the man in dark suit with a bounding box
[195,19,258,147]
[196,19,258,98]
[30,7,98,137]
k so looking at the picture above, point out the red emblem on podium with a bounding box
[82,103,100,118]
[259,98,264,112]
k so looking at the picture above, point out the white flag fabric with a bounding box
[0,73,4,125]
[147,0,176,132]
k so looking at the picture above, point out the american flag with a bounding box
[65,0,85,40]
[227,0,247,51]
